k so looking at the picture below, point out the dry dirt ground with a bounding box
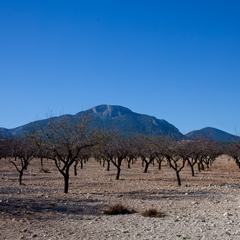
[0,155,240,240]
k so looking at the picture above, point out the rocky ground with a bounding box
[0,155,240,240]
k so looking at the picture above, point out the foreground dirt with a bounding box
[0,155,240,240]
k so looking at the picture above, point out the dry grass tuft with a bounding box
[104,203,136,215]
[141,208,164,218]
[38,168,50,173]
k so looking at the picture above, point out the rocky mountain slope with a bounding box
[0,105,183,139]
[1,105,238,142]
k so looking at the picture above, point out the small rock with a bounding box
[224,212,233,217]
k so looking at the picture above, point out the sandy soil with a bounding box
[0,155,240,240]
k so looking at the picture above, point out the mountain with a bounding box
[185,127,240,142]
[80,105,183,138]
[1,105,239,142]
[0,105,183,139]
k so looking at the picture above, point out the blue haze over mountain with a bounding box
[185,127,240,142]
[0,105,239,142]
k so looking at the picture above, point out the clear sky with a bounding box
[1,0,240,135]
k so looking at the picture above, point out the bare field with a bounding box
[0,155,240,239]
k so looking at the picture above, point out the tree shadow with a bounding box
[105,188,223,202]
[0,195,109,221]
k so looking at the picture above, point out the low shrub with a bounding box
[141,208,164,218]
[104,203,136,215]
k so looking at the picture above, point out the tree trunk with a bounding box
[24,162,28,170]
[107,161,110,171]
[158,161,162,170]
[116,167,121,180]
[176,171,181,186]
[190,164,195,176]
[128,161,131,169]
[74,162,77,176]
[80,160,83,169]
[19,171,23,185]
[64,174,69,193]
[198,162,201,172]
[144,161,150,173]
[205,162,209,168]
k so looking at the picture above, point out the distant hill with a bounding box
[0,105,183,139]
[185,127,240,142]
[1,105,239,142]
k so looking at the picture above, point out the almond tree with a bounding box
[30,114,97,193]
[227,143,240,168]
[163,138,186,186]
[96,131,113,171]
[99,131,128,180]
[5,136,37,185]
[125,136,138,169]
[136,136,158,173]
[74,148,92,176]
[152,136,166,170]
[198,139,222,169]
[178,140,200,177]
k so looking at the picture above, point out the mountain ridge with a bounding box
[184,127,240,142]
[0,104,239,142]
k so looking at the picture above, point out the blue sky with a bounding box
[1,0,240,135]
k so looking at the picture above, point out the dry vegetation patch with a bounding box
[104,203,136,215]
[141,208,165,218]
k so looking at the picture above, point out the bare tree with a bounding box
[136,136,158,173]
[163,138,186,186]
[99,131,128,180]
[124,136,138,169]
[178,140,200,177]
[5,136,37,185]
[30,114,97,193]
[152,136,166,170]
[227,143,240,168]
[74,148,92,176]
[198,139,222,169]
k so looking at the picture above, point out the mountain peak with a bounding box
[89,104,133,119]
